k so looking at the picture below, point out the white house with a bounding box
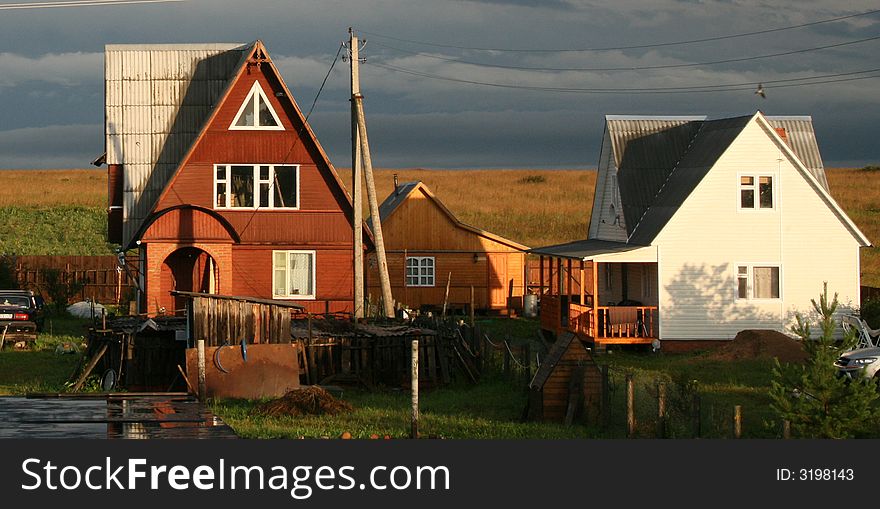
[532,111,870,348]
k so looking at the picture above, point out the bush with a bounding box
[42,268,86,311]
[0,256,17,289]
[861,298,880,329]
[518,175,546,184]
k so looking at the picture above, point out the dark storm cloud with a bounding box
[0,0,876,169]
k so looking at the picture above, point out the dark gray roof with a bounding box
[529,239,647,260]
[628,115,752,245]
[378,181,420,222]
[612,118,705,233]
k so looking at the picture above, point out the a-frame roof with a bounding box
[375,181,529,251]
[106,40,366,250]
[606,112,869,247]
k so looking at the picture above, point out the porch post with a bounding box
[579,260,585,305]
[566,259,573,298]
[539,255,544,295]
[592,261,599,339]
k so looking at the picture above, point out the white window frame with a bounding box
[737,173,776,211]
[229,81,284,131]
[272,250,316,300]
[213,164,300,210]
[406,256,435,287]
[734,263,782,301]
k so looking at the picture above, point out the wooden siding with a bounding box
[382,187,523,252]
[366,251,525,310]
[541,341,602,422]
[654,118,861,340]
[153,64,355,245]
[231,245,353,314]
[141,207,236,242]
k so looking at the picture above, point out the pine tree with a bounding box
[769,283,879,438]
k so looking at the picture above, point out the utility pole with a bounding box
[350,28,394,319]
[349,27,364,320]
[354,95,395,318]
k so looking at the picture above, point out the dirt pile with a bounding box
[257,386,353,417]
[703,330,808,363]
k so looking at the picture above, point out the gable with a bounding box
[377,182,529,252]
[651,115,869,248]
[140,42,362,246]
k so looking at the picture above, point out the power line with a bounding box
[371,34,880,72]
[367,61,880,94]
[358,8,880,53]
[0,0,182,9]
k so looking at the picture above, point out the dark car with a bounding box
[0,290,45,345]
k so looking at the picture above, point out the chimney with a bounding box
[393,173,399,194]
[775,127,789,145]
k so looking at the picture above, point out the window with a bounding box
[230,81,283,130]
[735,264,780,300]
[273,250,315,299]
[214,164,299,209]
[739,175,774,209]
[406,257,435,287]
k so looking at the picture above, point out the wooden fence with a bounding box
[5,255,138,305]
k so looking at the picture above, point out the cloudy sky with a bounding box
[0,0,877,169]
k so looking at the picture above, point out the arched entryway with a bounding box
[159,247,217,315]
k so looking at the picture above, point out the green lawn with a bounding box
[0,313,89,395]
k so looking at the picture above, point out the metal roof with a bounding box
[608,117,705,234]
[766,116,828,189]
[378,181,420,221]
[105,42,252,247]
[529,238,647,260]
[628,115,752,245]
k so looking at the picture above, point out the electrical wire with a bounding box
[358,8,880,53]
[370,34,880,72]
[367,60,880,94]
[0,0,182,9]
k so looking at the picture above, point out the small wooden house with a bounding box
[367,181,529,313]
[102,41,368,316]
[528,332,603,423]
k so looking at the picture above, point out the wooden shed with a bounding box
[368,181,529,313]
[528,332,603,424]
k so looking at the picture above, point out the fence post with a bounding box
[783,420,791,439]
[657,381,667,438]
[197,339,207,401]
[626,374,635,438]
[733,405,742,439]
[692,393,702,438]
[411,339,419,439]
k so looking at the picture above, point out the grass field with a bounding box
[0,168,875,280]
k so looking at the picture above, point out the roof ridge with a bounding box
[626,120,706,243]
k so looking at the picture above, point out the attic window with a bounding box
[230,81,283,130]
[739,175,774,210]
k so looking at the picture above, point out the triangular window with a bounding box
[230,81,284,130]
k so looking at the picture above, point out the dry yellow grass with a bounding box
[826,168,880,286]
[337,168,595,248]
[2,167,878,286]
[0,169,105,208]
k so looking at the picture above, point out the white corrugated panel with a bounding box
[104,43,249,247]
[121,105,151,135]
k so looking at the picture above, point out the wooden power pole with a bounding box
[350,29,394,318]
[349,28,364,320]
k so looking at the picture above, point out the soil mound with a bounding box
[703,329,808,363]
[257,386,353,417]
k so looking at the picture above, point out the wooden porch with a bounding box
[536,257,658,346]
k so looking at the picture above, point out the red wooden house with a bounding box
[103,42,363,315]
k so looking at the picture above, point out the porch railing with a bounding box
[567,303,658,339]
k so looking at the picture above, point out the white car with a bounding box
[835,347,880,381]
